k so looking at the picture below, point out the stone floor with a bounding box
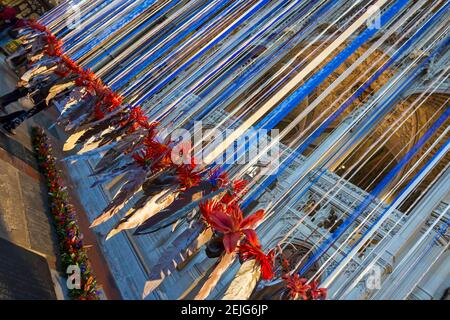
[0,54,59,258]
[0,53,62,299]
[0,237,56,300]
[0,52,122,299]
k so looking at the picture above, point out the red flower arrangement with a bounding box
[200,199,264,254]
[238,239,275,280]
[281,259,328,300]
[132,147,159,168]
[120,106,154,133]
[32,127,100,300]
[74,69,97,87]
[198,179,277,282]
[27,19,49,33]
[132,140,173,172]
[26,20,126,121]
[310,280,328,300]
[284,274,311,300]
[176,158,203,191]
[25,21,274,294]
[220,179,248,206]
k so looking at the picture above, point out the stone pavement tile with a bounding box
[18,171,47,209]
[0,160,29,248]
[0,238,56,300]
[24,206,59,267]
[0,143,41,185]
[18,172,59,265]
[0,131,37,170]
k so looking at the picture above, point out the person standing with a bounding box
[0,72,78,135]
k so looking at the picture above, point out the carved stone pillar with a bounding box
[384,168,450,265]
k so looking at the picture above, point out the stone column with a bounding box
[384,168,450,265]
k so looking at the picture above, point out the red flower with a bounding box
[30,20,50,33]
[120,107,156,133]
[200,201,264,253]
[132,148,155,167]
[62,56,82,73]
[238,241,275,280]
[176,159,202,190]
[199,199,223,223]
[94,103,105,120]
[221,179,249,205]
[232,179,248,195]
[46,46,63,57]
[284,274,311,300]
[104,92,123,112]
[133,139,173,171]
[75,69,98,89]
[43,34,56,45]
[74,78,85,88]
[310,280,327,300]
[43,36,64,57]
[220,192,237,206]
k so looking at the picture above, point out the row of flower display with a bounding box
[32,127,100,300]
[24,17,327,300]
